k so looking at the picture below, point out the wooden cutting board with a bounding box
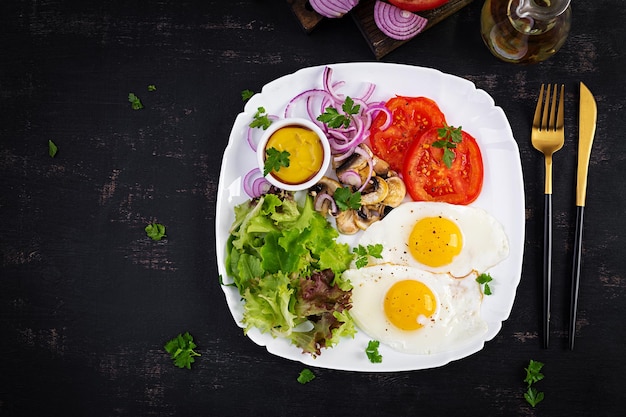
[287,0,475,59]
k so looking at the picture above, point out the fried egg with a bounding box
[344,264,487,354]
[356,201,509,277]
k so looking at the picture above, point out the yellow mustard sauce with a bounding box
[265,125,324,184]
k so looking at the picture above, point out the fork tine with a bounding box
[557,84,565,130]
[542,84,551,131]
[549,84,558,130]
[533,84,545,129]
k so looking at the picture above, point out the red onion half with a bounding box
[309,0,359,18]
[374,0,428,41]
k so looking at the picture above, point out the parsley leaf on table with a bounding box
[48,140,58,158]
[128,92,144,110]
[524,359,545,386]
[365,340,383,363]
[476,272,494,295]
[145,223,166,241]
[524,387,545,407]
[263,147,290,176]
[241,89,254,101]
[317,96,360,128]
[148,84,157,92]
[353,244,383,269]
[249,106,272,130]
[432,124,463,168]
[297,368,316,384]
[164,332,201,369]
[334,187,361,211]
[523,359,545,407]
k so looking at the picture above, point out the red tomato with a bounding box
[388,0,450,12]
[369,96,446,172]
[401,127,484,205]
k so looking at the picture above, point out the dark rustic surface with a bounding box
[1,1,625,416]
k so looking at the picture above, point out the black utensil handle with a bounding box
[543,193,552,349]
[569,205,585,351]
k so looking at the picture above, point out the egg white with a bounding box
[345,264,488,355]
[356,201,509,277]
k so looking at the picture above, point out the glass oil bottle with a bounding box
[481,0,572,64]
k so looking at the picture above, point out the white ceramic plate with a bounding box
[215,63,525,372]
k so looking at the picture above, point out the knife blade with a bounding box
[569,82,597,350]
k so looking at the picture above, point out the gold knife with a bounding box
[569,82,597,350]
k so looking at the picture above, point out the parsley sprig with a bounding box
[432,124,463,168]
[476,272,494,295]
[523,359,545,407]
[48,140,58,158]
[353,244,383,269]
[365,340,383,363]
[128,92,144,110]
[264,147,290,176]
[145,223,166,241]
[164,332,201,369]
[317,96,360,128]
[249,106,272,130]
[297,368,316,384]
[241,89,255,101]
[334,187,361,211]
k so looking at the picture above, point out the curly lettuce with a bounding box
[225,192,355,355]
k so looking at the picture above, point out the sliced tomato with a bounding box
[402,127,484,205]
[388,0,450,12]
[369,96,446,172]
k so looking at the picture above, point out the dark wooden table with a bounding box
[2,1,625,416]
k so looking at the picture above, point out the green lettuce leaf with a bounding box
[224,192,355,355]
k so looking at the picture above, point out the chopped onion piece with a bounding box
[338,169,363,188]
[374,0,428,41]
[310,0,359,18]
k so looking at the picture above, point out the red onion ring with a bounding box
[338,169,363,188]
[353,146,374,192]
[243,168,271,198]
[246,114,279,151]
[333,147,356,164]
[374,0,428,41]
[314,192,338,215]
[366,101,393,130]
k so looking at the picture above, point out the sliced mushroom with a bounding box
[360,176,390,206]
[355,205,383,230]
[372,156,390,177]
[309,176,341,215]
[335,151,368,179]
[382,176,407,208]
[335,209,360,235]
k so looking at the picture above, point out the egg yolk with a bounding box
[384,280,436,331]
[408,216,463,267]
[265,126,324,185]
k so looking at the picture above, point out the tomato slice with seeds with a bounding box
[402,127,484,205]
[369,96,446,172]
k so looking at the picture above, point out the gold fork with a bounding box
[531,83,565,349]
